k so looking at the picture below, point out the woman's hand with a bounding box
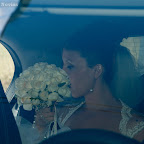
[35,107,55,132]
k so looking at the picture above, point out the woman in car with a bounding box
[35,22,144,142]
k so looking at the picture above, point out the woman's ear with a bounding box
[93,64,103,79]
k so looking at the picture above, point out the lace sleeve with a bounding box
[119,100,144,139]
[126,112,144,139]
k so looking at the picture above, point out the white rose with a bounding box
[15,89,27,97]
[34,63,47,70]
[15,78,22,89]
[39,91,48,101]
[50,77,60,85]
[44,66,51,72]
[21,97,31,104]
[55,75,63,83]
[45,65,52,69]
[33,88,40,92]
[45,78,52,85]
[23,69,30,74]
[34,73,45,81]
[23,104,32,111]
[58,87,71,97]
[61,77,70,86]
[25,74,34,81]
[42,72,48,78]
[48,92,59,101]
[45,70,53,77]
[48,84,58,92]
[53,73,63,83]
[50,64,57,70]
[15,79,32,91]
[28,90,39,98]
[58,87,67,96]
[46,101,52,107]
[31,81,46,91]
[27,66,33,72]
[32,99,40,106]
[20,69,34,81]
[52,71,61,77]
[25,81,32,89]
[21,70,30,77]
[39,62,47,68]
[33,70,41,75]
[58,68,68,76]
[15,78,24,89]
[65,88,71,97]
[34,63,43,70]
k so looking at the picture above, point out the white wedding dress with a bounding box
[16,100,144,144]
[47,100,144,139]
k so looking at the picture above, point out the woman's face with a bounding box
[62,49,95,98]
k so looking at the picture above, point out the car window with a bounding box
[1,1,144,143]
[0,43,14,92]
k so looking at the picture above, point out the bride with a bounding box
[35,23,144,142]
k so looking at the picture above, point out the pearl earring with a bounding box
[90,89,93,92]
[98,65,101,70]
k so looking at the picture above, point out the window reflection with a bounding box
[121,36,144,75]
[0,43,15,92]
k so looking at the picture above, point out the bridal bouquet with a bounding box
[15,62,71,111]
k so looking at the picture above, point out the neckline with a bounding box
[60,100,131,127]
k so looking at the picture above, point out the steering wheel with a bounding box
[40,129,140,144]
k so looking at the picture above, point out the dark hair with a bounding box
[64,22,143,107]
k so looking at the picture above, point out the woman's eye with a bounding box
[67,65,74,70]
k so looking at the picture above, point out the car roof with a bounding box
[24,0,144,7]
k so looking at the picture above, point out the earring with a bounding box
[89,89,93,92]
[98,65,101,70]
